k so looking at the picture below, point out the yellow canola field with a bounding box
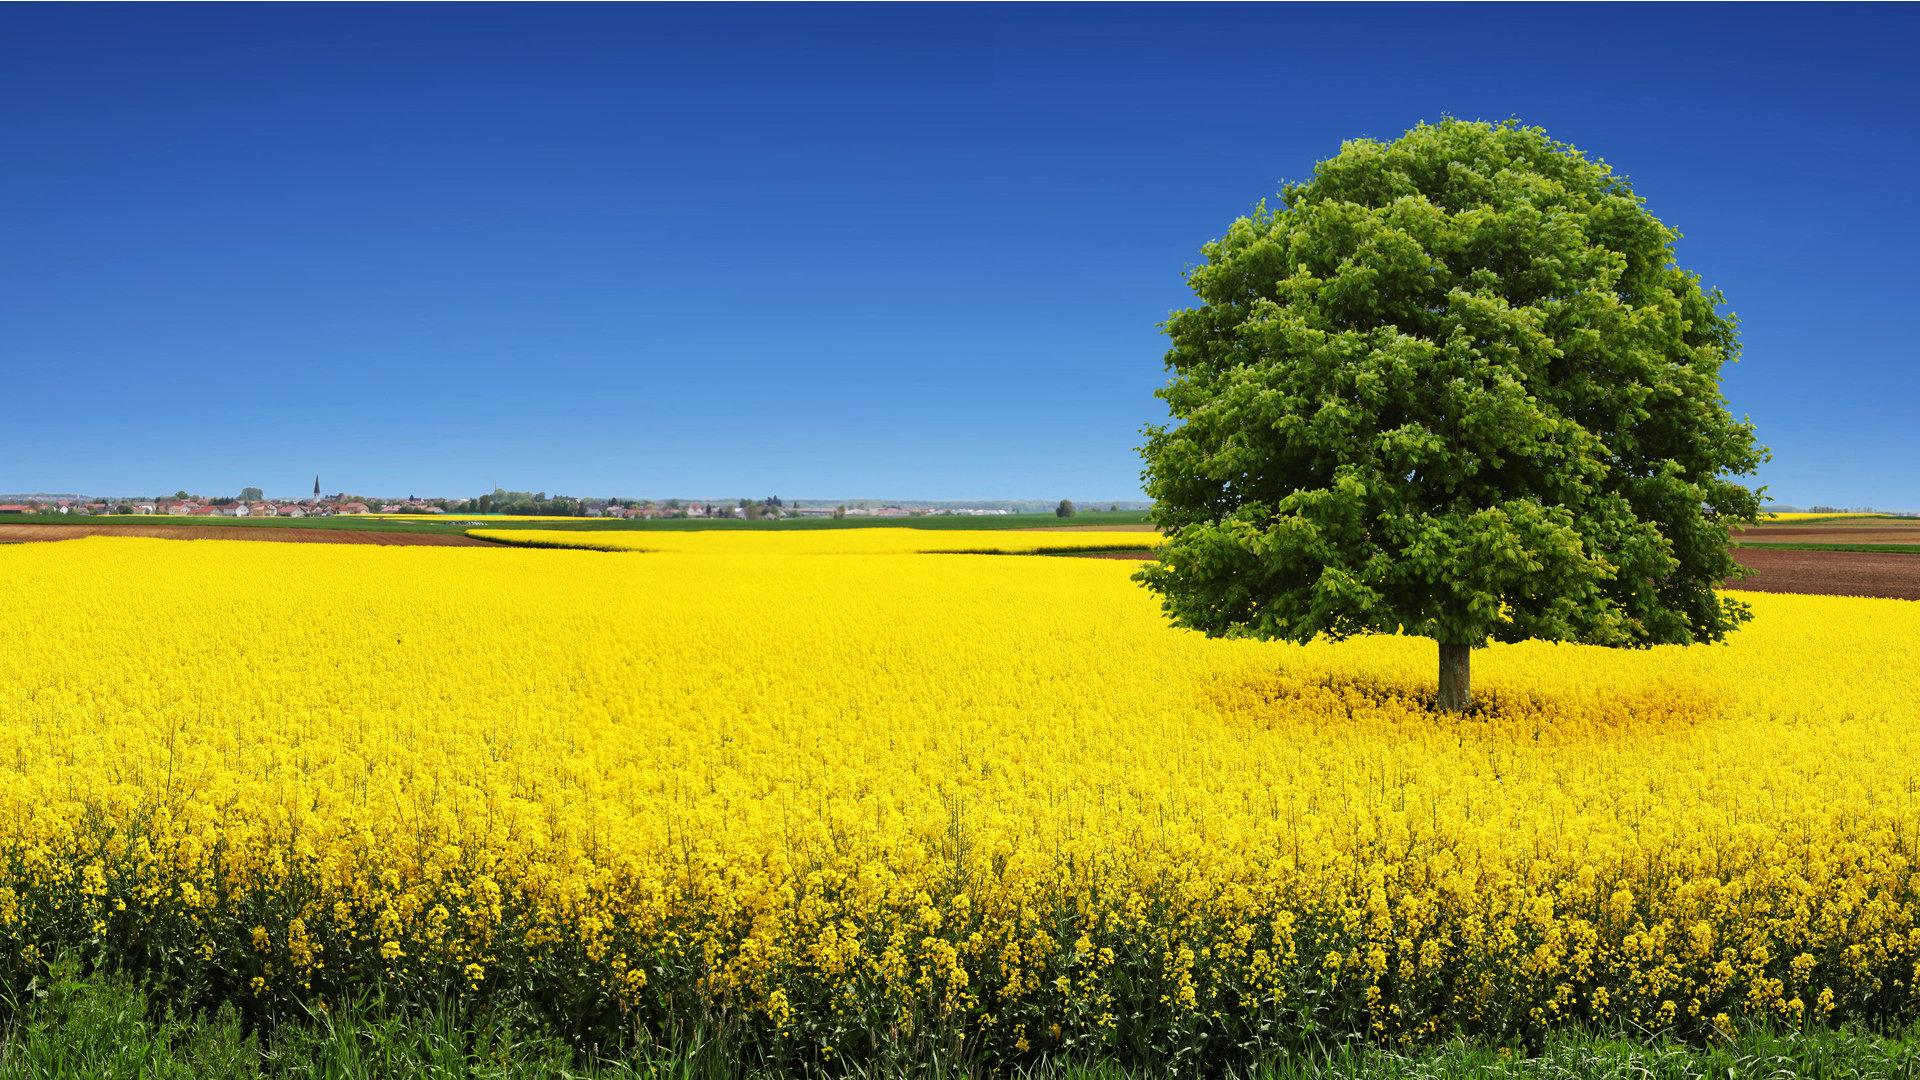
[468,526,1166,555]
[0,534,1916,1059]
[362,513,584,521]
[1762,512,1898,521]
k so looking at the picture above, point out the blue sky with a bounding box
[4,4,1915,505]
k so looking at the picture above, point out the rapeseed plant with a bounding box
[0,534,1914,1068]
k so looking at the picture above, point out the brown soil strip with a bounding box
[1735,520,1920,545]
[0,524,495,547]
[1724,547,1920,601]
[1061,547,1920,601]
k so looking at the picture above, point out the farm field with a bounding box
[1068,549,1920,604]
[2,533,1918,1073]
[467,526,1169,555]
[1039,519,1920,603]
[1726,549,1920,602]
[0,509,1153,538]
[0,523,495,546]
[1734,516,1920,547]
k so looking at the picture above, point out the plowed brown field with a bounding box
[1057,543,1920,601]
[1723,548,1920,601]
[1735,518,1920,545]
[0,524,494,546]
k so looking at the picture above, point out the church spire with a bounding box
[314,474,321,498]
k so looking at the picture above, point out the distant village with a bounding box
[0,492,1038,520]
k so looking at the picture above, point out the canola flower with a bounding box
[467,526,1166,555]
[1760,512,1899,521]
[0,534,1916,1066]
[359,513,593,522]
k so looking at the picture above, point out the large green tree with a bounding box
[1137,119,1767,711]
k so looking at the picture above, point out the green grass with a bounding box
[1735,542,1920,554]
[5,960,1920,1079]
[1754,514,1911,525]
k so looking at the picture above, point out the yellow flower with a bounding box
[0,534,1912,1049]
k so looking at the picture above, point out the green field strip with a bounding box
[1735,542,1920,554]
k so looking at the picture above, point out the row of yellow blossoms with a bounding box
[463,526,1168,555]
[0,533,1916,1065]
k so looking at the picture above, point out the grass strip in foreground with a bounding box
[5,960,1920,1079]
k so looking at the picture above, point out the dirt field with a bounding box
[1735,518,1920,545]
[1061,546,1920,602]
[1724,548,1920,601]
[0,524,495,547]
[1019,524,1158,532]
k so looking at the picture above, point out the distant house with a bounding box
[132,504,156,515]
[379,504,405,513]
[283,506,306,517]
[0,504,28,514]
[340,502,369,514]
[170,504,196,516]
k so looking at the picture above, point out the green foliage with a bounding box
[1057,500,1077,518]
[240,488,265,503]
[1138,118,1767,653]
[3,957,1918,1078]
[0,956,259,1079]
[456,490,589,517]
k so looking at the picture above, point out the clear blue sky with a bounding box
[4,4,1914,505]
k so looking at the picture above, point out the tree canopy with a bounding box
[1136,119,1767,708]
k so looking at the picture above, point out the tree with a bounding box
[1056,499,1077,518]
[239,487,263,502]
[1137,119,1767,712]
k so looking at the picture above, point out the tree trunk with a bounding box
[1437,642,1472,712]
